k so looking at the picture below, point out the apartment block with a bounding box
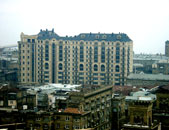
[18,29,133,85]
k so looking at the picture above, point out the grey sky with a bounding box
[0,0,169,54]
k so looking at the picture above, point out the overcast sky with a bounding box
[0,0,169,54]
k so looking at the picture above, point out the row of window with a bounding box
[44,63,120,72]
[57,63,120,72]
[42,40,126,46]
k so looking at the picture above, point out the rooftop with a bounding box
[37,29,132,42]
[134,54,169,61]
[64,108,84,114]
[126,90,156,101]
[26,83,81,94]
[127,73,169,81]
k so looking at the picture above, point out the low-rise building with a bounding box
[133,54,169,74]
[127,73,169,87]
[152,60,169,74]
[122,96,160,130]
[12,84,113,130]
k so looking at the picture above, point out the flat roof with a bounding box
[127,73,169,81]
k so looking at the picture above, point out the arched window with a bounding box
[94,64,98,71]
[116,42,120,46]
[58,63,62,70]
[45,63,49,69]
[115,65,120,72]
[79,64,83,71]
[101,42,105,46]
[101,65,105,71]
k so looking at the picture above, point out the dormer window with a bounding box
[102,35,107,39]
[81,34,85,38]
[117,35,121,39]
[95,35,99,39]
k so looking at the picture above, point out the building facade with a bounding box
[122,100,160,130]
[18,29,133,85]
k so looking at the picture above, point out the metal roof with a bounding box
[37,29,132,42]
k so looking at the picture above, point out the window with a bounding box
[79,64,83,71]
[101,46,105,63]
[45,63,49,69]
[94,46,98,62]
[94,64,98,71]
[59,63,62,70]
[80,43,84,62]
[93,73,98,76]
[65,125,69,129]
[59,45,63,61]
[45,42,49,61]
[93,77,98,80]
[65,116,70,121]
[10,100,13,104]
[100,73,105,76]
[32,39,35,43]
[115,65,120,72]
[44,71,49,74]
[56,124,60,128]
[93,82,98,84]
[101,65,105,71]
[27,39,31,42]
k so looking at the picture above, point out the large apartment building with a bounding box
[18,29,133,85]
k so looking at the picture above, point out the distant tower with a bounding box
[165,40,169,57]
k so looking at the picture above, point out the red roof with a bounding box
[64,108,84,114]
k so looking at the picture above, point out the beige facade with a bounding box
[18,29,133,85]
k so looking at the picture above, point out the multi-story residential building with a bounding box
[24,84,113,130]
[18,29,133,85]
[165,40,169,57]
[67,85,113,130]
